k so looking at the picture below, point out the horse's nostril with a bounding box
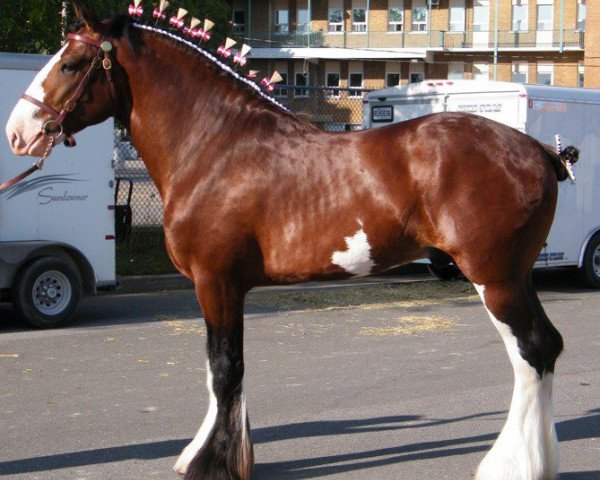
[10,132,20,150]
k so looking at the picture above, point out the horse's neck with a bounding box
[118,34,281,195]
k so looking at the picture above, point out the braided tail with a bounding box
[540,143,580,182]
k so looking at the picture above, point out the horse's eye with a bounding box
[61,63,77,75]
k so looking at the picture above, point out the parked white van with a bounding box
[0,52,116,327]
[363,80,600,286]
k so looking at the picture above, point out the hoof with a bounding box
[475,430,559,480]
[174,441,201,475]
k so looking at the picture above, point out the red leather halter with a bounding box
[0,34,116,191]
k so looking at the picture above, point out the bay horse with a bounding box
[5,8,578,480]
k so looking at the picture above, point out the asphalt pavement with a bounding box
[0,273,599,480]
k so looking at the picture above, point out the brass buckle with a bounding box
[102,58,112,70]
[64,99,76,112]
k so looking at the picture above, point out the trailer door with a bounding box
[528,99,586,268]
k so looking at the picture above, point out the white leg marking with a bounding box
[5,44,67,155]
[174,361,219,475]
[331,220,375,277]
[473,284,559,480]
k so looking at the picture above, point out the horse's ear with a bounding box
[72,2,100,32]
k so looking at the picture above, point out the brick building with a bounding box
[229,0,596,92]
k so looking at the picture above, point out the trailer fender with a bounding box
[578,229,600,268]
[0,242,96,295]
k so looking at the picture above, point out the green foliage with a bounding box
[0,0,63,54]
[0,0,231,54]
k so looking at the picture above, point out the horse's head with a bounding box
[6,5,117,157]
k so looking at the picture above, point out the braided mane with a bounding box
[106,15,292,116]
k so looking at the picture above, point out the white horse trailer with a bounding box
[0,52,116,327]
[363,80,600,286]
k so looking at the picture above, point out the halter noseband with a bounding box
[22,33,117,149]
[0,34,116,192]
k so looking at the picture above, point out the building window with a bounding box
[386,73,401,86]
[448,62,464,80]
[577,0,586,31]
[409,62,425,83]
[349,73,363,95]
[328,0,344,32]
[386,62,401,87]
[274,9,289,33]
[473,63,489,81]
[512,0,528,31]
[449,0,465,32]
[410,73,423,83]
[512,62,528,83]
[297,9,309,33]
[388,3,404,32]
[232,10,245,34]
[411,0,427,32]
[326,73,340,88]
[294,65,309,97]
[537,64,553,85]
[325,61,340,97]
[473,1,490,32]
[348,62,363,96]
[578,63,584,87]
[536,2,553,31]
[352,0,367,32]
[274,72,288,97]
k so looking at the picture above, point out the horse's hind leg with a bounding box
[473,279,562,480]
[174,276,253,480]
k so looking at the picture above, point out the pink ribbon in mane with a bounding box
[128,4,143,17]
[152,8,167,21]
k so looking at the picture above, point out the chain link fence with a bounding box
[113,87,371,272]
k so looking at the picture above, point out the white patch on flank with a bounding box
[174,361,219,475]
[473,284,559,480]
[5,44,68,154]
[331,220,375,277]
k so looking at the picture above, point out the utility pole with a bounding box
[427,0,432,48]
[559,0,565,53]
[493,0,499,80]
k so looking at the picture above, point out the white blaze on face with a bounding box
[5,44,68,156]
[331,220,375,277]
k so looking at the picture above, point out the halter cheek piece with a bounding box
[0,34,116,191]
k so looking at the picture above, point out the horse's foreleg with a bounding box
[473,281,562,480]
[174,277,253,480]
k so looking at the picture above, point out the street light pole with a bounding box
[559,0,565,53]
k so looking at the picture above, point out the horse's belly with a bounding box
[261,221,423,283]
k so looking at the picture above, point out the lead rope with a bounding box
[0,136,55,191]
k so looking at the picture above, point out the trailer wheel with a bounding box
[579,234,600,289]
[12,257,82,328]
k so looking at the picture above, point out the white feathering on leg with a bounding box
[473,284,559,480]
[174,361,218,475]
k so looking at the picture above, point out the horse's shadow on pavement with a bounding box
[0,409,598,478]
